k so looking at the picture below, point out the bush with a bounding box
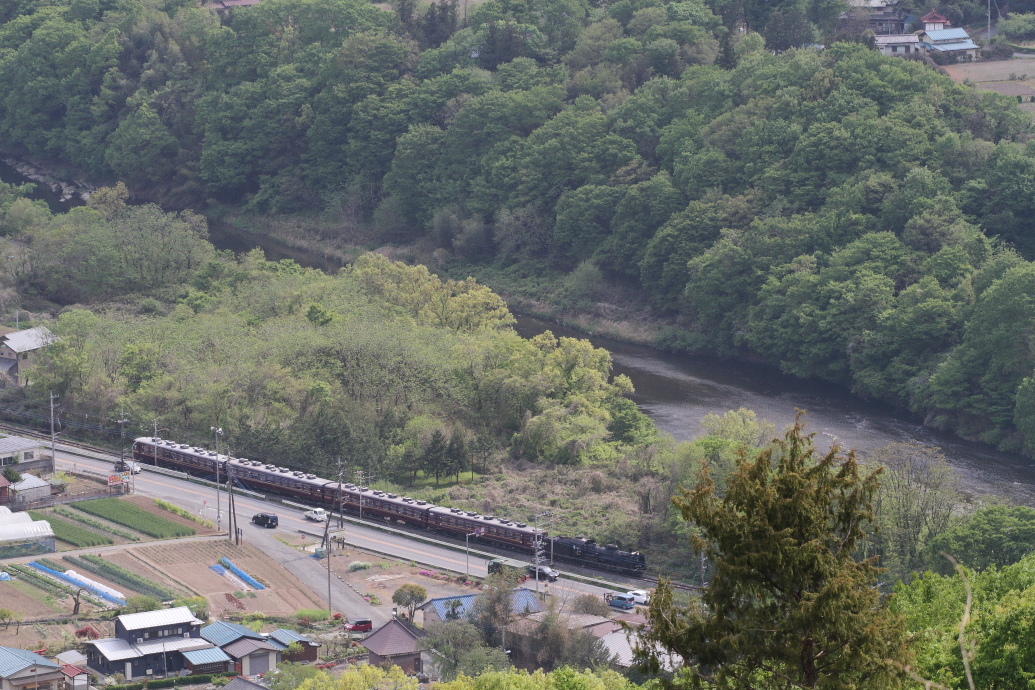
[348,561,372,572]
[69,499,194,538]
[154,499,214,528]
[571,593,613,617]
[294,608,330,622]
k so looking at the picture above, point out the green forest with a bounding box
[3,0,1035,457]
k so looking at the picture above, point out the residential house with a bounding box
[417,588,543,627]
[874,34,921,55]
[266,630,320,663]
[0,327,55,387]
[0,646,63,690]
[0,437,52,477]
[10,475,50,506]
[920,10,949,31]
[361,619,427,676]
[200,621,279,677]
[919,27,979,59]
[844,0,913,34]
[85,607,210,680]
[0,476,9,506]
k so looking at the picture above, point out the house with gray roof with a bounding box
[10,474,50,506]
[0,327,55,387]
[85,607,209,680]
[200,621,280,677]
[0,646,63,690]
[361,619,427,676]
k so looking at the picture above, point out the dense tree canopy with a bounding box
[3,0,1035,456]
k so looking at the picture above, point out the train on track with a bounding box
[133,436,647,576]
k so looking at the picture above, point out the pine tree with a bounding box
[637,414,911,689]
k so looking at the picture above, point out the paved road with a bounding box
[52,451,622,621]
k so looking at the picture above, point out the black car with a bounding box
[252,512,278,528]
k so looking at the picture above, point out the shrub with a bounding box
[154,499,214,528]
[69,499,194,538]
[348,561,372,572]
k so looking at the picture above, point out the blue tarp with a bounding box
[28,562,125,605]
[218,557,265,590]
[209,564,227,575]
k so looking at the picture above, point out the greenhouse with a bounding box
[0,506,54,558]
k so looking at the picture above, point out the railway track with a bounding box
[1,419,704,592]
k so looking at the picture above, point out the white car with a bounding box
[627,589,651,605]
[303,508,328,521]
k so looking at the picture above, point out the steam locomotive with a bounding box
[133,437,647,576]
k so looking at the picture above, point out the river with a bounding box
[4,161,1035,506]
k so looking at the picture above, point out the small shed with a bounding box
[266,630,319,663]
[181,648,231,676]
[362,619,426,676]
[58,665,88,690]
[11,474,50,505]
[0,476,9,506]
[221,639,279,677]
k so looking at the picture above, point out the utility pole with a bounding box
[117,408,130,492]
[355,469,377,522]
[211,426,223,532]
[321,506,333,616]
[466,529,482,579]
[49,392,57,466]
[226,446,238,543]
[337,456,344,529]
[532,511,553,594]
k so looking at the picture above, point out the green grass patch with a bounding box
[52,505,141,541]
[62,554,175,600]
[294,608,330,621]
[154,499,214,528]
[68,499,195,539]
[29,511,113,547]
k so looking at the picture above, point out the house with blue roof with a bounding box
[417,587,543,627]
[199,621,264,648]
[0,646,63,690]
[199,621,281,677]
[919,27,979,59]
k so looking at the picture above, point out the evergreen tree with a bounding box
[636,414,911,688]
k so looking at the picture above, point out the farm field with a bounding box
[69,497,197,538]
[944,56,1035,111]
[133,540,326,618]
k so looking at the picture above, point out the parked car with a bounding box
[526,564,560,582]
[344,618,372,632]
[303,508,328,521]
[114,459,142,474]
[251,512,278,528]
[627,589,651,605]
[604,593,636,610]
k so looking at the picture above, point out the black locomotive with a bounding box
[133,437,647,576]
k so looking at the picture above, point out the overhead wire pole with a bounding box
[49,392,57,467]
[337,456,344,529]
[116,408,131,493]
[532,511,553,594]
[211,426,223,532]
[355,469,377,522]
[321,507,333,617]
[226,444,238,543]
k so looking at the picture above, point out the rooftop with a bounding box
[181,648,232,666]
[924,27,971,41]
[222,638,279,659]
[12,474,49,491]
[0,646,61,678]
[201,621,265,647]
[222,677,268,690]
[420,587,544,621]
[361,619,423,657]
[118,606,202,631]
[1,327,55,354]
[267,629,318,649]
[873,34,919,44]
[0,436,42,456]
